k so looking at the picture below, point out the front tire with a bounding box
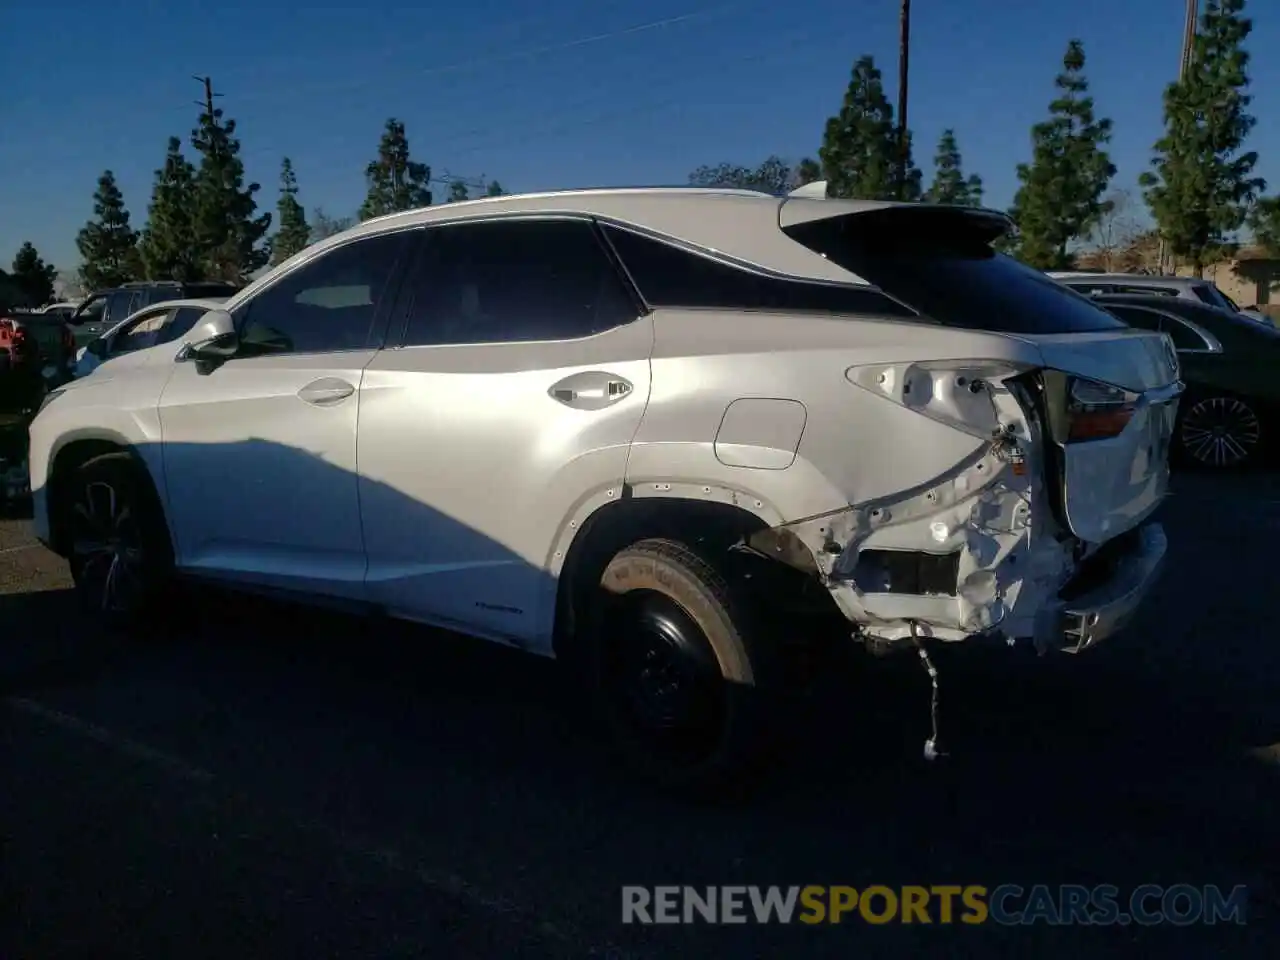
[1176,393,1264,469]
[586,538,779,797]
[62,451,174,630]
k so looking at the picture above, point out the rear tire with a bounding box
[61,451,175,631]
[585,538,779,798]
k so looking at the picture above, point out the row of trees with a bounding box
[693,0,1278,275]
[61,112,505,295]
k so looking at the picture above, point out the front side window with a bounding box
[1162,316,1212,351]
[399,218,637,347]
[157,306,209,346]
[1103,304,1164,331]
[113,308,175,353]
[237,232,408,356]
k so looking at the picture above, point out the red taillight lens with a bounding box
[1065,377,1138,443]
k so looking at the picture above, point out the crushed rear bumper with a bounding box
[1033,522,1168,653]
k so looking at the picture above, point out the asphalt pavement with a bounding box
[1,473,1279,958]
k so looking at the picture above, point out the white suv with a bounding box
[28,187,1180,791]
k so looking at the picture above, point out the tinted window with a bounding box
[1115,284,1177,297]
[784,209,1126,334]
[1064,282,1116,296]
[105,290,139,326]
[157,306,207,346]
[184,283,240,299]
[1103,304,1164,331]
[238,232,407,356]
[1162,316,1210,351]
[112,309,174,353]
[400,219,637,346]
[603,225,913,317]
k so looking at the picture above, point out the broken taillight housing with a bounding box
[1065,376,1138,443]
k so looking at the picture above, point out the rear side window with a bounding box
[1190,284,1232,310]
[783,208,1125,334]
[399,218,638,346]
[1103,304,1164,331]
[602,224,914,317]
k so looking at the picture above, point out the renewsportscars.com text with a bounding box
[621,884,1248,926]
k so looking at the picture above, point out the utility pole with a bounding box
[896,0,912,200]
[1159,0,1200,273]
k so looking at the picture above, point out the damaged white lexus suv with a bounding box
[27,185,1179,793]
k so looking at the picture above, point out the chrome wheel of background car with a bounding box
[1179,397,1261,468]
[70,480,148,613]
[601,590,726,767]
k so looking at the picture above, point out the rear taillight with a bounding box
[1065,376,1138,443]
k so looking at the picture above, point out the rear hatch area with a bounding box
[779,200,1181,546]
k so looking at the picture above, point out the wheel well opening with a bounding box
[552,496,829,659]
[46,439,131,553]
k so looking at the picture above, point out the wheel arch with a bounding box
[45,435,167,556]
[549,487,784,659]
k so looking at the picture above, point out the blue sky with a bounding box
[2,0,1278,274]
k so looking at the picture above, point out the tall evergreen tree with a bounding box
[1009,40,1116,269]
[446,180,470,203]
[11,242,57,306]
[485,180,505,197]
[1141,0,1264,275]
[359,118,432,220]
[924,130,983,206]
[139,137,200,282]
[75,170,142,289]
[191,104,272,281]
[269,157,311,265]
[818,55,920,200]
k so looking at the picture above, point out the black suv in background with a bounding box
[69,280,242,346]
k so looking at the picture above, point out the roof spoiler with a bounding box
[787,180,829,199]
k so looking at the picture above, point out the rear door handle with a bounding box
[548,372,633,410]
[298,377,355,406]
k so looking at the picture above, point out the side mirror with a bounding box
[179,309,238,371]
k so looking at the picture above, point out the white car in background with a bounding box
[28,186,1180,792]
[74,298,227,378]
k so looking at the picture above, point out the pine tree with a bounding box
[924,130,983,206]
[1009,40,1116,269]
[11,242,57,306]
[818,55,920,201]
[269,158,311,265]
[359,118,432,220]
[1141,0,1264,275]
[447,180,470,203]
[485,180,504,197]
[75,170,142,289]
[139,137,201,282]
[191,104,272,281]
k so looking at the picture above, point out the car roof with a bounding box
[225,187,1013,310]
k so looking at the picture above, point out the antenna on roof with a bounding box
[788,180,829,198]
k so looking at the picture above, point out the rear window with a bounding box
[782,208,1126,335]
[1190,284,1231,310]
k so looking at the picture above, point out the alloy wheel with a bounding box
[70,480,148,613]
[1180,397,1261,468]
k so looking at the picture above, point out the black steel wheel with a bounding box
[1178,395,1263,469]
[64,452,173,627]
[588,538,777,796]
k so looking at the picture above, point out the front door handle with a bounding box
[548,372,634,410]
[298,377,355,406]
